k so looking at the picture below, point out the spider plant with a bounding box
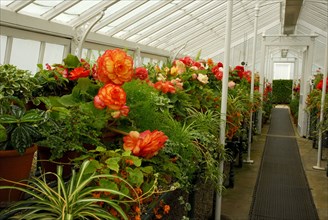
[0,160,137,220]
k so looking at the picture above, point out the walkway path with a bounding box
[222,106,328,220]
[249,108,319,220]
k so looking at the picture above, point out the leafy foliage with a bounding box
[0,160,134,219]
[272,80,293,104]
[0,105,46,154]
[0,64,41,104]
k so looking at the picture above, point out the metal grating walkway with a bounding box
[249,108,319,220]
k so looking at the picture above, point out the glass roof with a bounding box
[0,0,327,62]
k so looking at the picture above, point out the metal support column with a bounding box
[313,32,328,171]
[245,3,260,164]
[215,1,233,219]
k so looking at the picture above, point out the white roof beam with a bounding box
[150,2,226,47]
[8,0,35,12]
[70,1,119,27]
[92,1,147,32]
[208,20,281,58]
[119,0,191,40]
[106,0,173,37]
[184,37,222,57]
[160,18,224,51]
[41,0,81,21]
[149,11,226,46]
[298,20,327,37]
[156,2,255,53]
[132,1,219,43]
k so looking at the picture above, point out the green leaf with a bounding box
[122,150,131,157]
[140,166,153,174]
[99,179,119,192]
[105,157,121,173]
[130,156,142,167]
[0,124,7,142]
[119,184,130,200]
[21,111,44,123]
[95,146,106,152]
[126,167,143,187]
[83,160,101,174]
[75,78,93,92]
[35,96,52,108]
[11,126,32,154]
[58,94,79,107]
[63,54,80,68]
[0,114,18,123]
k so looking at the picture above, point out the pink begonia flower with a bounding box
[228,81,236,89]
[197,74,209,84]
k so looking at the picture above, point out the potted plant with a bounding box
[0,64,46,206]
[0,160,135,219]
[0,104,47,205]
[36,102,108,178]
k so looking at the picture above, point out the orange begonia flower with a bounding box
[94,83,126,110]
[163,205,170,214]
[97,49,134,85]
[123,130,168,159]
[153,81,176,94]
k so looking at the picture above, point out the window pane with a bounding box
[143,57,150,65]
[0,0,14,7]
[10,38,40,74]
[0,35,7,64]
[81,48,89,59]
[90,50,100,62]
[43,43,64,67]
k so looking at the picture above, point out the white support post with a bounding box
[135,46,142,67]
[302,37,315,138]
[245,3,259,164]
[257,35,267,134]
[215,1,233,219]
[71,11,105,59]
[313,32,328,171]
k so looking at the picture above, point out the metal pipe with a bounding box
[313,32,328,170]
[245,3,259,163]
[215,1,233,219]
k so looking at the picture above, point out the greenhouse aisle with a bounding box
[221,106,328,220]
[249,108,318,219]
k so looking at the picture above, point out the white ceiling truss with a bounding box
[0,0,327,68]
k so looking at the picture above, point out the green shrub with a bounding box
[289,95,299,122]
[272,80,293,104]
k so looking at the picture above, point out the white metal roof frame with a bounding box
[0,0,327,68]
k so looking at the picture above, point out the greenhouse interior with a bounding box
[0,0,327,219]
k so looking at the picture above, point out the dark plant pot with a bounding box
[0,145,37,207]
[189,178,216,220]
[37,146,80,180]
[142,189,189,220]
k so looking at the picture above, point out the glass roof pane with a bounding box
[103,1,132,17]
[124,4,174,31]
[107,1,160,27]
[128,9,184,41]
[53,0,102,23]
[53,13,78,23]
[65,0,102,14]
[0,0,14,7]
[19,1,63,17]
[98,26,114,34]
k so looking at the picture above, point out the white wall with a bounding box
[273,62,294,79]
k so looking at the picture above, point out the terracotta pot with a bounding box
[38,146,80,180]
[0,145,37,207]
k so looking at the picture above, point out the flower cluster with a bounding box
[316,78,328,91]
[123,130,168,159]
[93,49,134,118]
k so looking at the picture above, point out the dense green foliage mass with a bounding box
[272,80,293,104]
